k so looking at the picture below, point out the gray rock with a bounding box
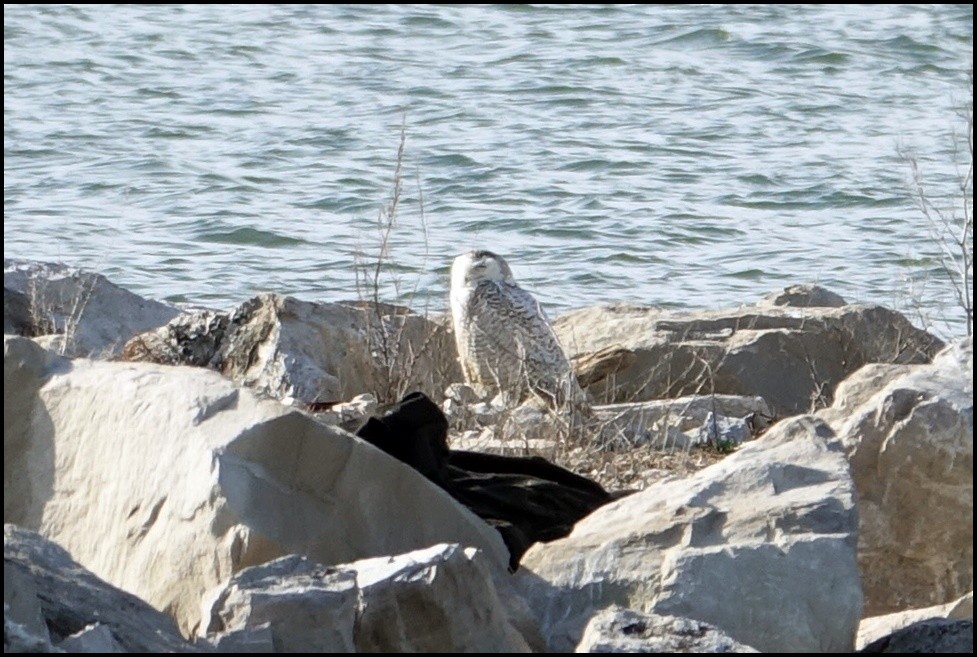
[58,623,126,653]
[760,284,847,308]
[857,592,975,651]
[515,415,861,653]
[205,555,358,653]
[4,259,178,357]
[205,545,533,653]
[4,525,203,652]
[121,307,230,368]
[4,609,58,653]
[209,625,273,654]
[859,618,973,653]
[4,287,32,336]
[4,563,52,650]
[575,607,758,653]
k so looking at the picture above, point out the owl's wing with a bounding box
[469,280,577,401]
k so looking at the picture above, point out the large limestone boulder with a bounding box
[123,293,461,404]
[819,337,973,616]
[4,286,32,336]
[207,545,530,653]
[4,259,178,357]
[575,607,758,653]
[4,524,203,652]
[515,415,862,653]
[3,335,507,636]
[553,296,942,414]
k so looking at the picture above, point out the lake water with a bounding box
[4,4,973,336]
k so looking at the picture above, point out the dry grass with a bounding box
[560,442,733,492]
[353,115,450,405]
[446,377,762,493]
[25,266,96,356]
[899,72,973,338]
[530,395,755,493]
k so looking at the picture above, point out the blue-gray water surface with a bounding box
[4,5,973,336]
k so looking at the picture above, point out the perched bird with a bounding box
[449,250,586,409]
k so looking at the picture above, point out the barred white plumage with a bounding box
[449,250,585,408]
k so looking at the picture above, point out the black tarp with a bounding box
[355,391,626,570]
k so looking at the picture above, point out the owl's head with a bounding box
[451,250,514,289]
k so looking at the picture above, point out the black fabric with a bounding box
[354,391,451,488]
[355,391,624,570]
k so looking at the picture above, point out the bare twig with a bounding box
[900,72,974,337]
[353,115,450,404]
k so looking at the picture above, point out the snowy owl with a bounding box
[449,250,585,408]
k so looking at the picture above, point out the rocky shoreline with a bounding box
[4,258,973,653]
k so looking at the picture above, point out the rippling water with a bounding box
[4,5,973,335]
